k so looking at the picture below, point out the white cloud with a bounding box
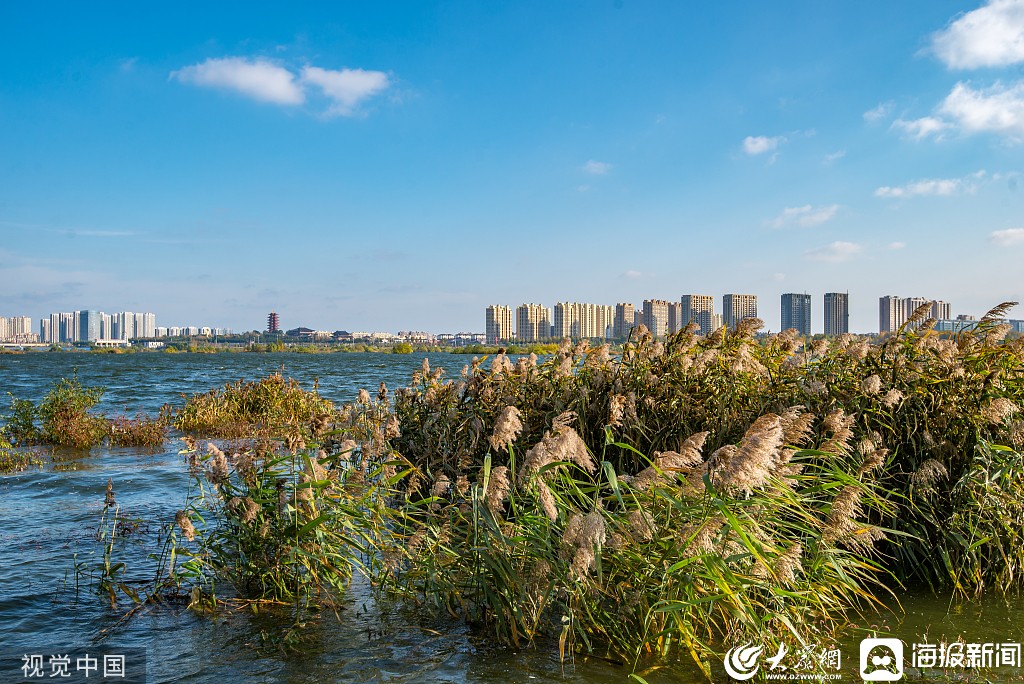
[742,135,784,155]
[990,227,1024,245]
[939,81,1024,137]
[931,0,1024,69]
[823,150,846,164]
[769,204,840,228]
[620,269,654,280]
[863,102,894,123]
[300,66,390,116]
[803,241,862,263]
[170,57,304,105]
[891,116,951,140]
[875,177,968,198]
[582,160,612,175]
[889,241,907,250]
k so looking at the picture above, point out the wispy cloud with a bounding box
[620,269,651,280]
[823,150,846,164]
[891,116,951,140]
[300,66,390,117]
[931,0,1024,69]
[0,220,141,239]
[990,227,1024,245]
[171,57,392,116]
[803,241,862,262]
[742,135,784,155]
[863,102,894,123]
[170,57,304,105]
[889,241,907,250]
[582,160,612,175]
[769,204,840,229]
[876,178,965,198]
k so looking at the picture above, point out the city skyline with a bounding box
[2,2,1024,333]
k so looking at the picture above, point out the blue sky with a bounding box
[2,1,1023,334]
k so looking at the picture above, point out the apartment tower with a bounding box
[642,299,671,337]
[823,292,849,336]
[516,303,550,342]
[613,303,635,339]
[780,293,812,336]
[485,305,514,344]
[723,294,758,330]
[879,296,905,334]
[680,294,715,334]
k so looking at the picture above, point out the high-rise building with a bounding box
[879,296,905,333]
[134,312,156,338]
[100,313,113,340]
[553,302,612,339]
[781,293,812,336]
[931,300,951,320]
[485,305,514,344]
[642,299,671,337]
[823,292,849,336]
[680,294,715,334]
[667,302,683,335]
[723,294,758,330]
[903,297,929,320]
[516,304,550,342]
[78,310,101,343]
[267,312,280,334]
[613,303,635,339]
[0,316,34,342]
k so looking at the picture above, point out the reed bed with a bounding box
[173,373,335,438]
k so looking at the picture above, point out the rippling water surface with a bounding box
[2,352,1022,683]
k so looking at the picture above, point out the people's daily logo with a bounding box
[723,643,764,681]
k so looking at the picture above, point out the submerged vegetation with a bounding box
[4,375,168,449]
[7,303,1024,676]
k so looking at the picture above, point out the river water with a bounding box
[1,351,1022,683]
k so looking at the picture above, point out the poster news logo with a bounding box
[860,638,904,681]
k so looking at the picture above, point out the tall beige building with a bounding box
[931,300,951,320]
[554,302,613,339]
[485,305,514,344]
[613,303,635,339]
[879,296,905,333]
[0,316,34,342]
[667,302,683,334]
[681,294,715,334]
[642,299,671,337]
[516,303,550,342]
[722,294,758,330]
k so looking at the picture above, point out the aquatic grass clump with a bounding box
[382,408,891,672]
[3,376,108,448]
[108,407,171,448]
[4,376,169,450]
[174,373,335,438]
[164,392,402,612]
[928,441,1024,595]
[0,434,42,473]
